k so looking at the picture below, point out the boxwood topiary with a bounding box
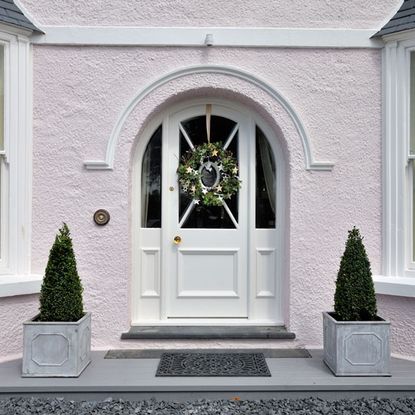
[334,227,377,321]
[38,223,84,322]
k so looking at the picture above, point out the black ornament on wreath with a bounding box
[177,142,241,207]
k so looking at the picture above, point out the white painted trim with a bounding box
[382,33,415,293]
[0,27,36,297]
[130,319,284,326]
[131,98,287,324]
[381,29,415,43]
[30,26,383,49]
[0,23,32,37]
[0,274,42,298]
[84,65,334,172]
[391,352,415,362]
[0,30,33,279]
[374,276,415,298]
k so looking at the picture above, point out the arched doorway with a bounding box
[132,99,285,325]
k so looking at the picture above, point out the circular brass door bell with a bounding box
[94,209,110,226]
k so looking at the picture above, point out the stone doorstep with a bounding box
[105,348,311,359]
[121,325,295,340]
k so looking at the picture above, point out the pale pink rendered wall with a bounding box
[1,45,399,362]
[18,0,400,28]
[0,0,413,362]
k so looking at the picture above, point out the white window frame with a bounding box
[0,23,41,297]
[376,29,415,297]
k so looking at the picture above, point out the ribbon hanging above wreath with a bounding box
[177,105,241,207]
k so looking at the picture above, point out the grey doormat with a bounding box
[105,348,311,359]
[156,352,271,377]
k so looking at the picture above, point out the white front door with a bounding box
[165,105,249,317]
[134,100,283,324]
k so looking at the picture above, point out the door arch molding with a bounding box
[131,98,287,325]
[84,65,334,171]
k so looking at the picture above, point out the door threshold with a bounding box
[121,325,295,340]
[130,319,283,326]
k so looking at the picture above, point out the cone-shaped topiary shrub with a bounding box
[334,227,377,321]
[38,223,84,322]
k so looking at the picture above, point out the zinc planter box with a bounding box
[22,312,91,377]
[323,311,390,377]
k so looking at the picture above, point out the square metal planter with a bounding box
[323,311,390,376]
[22,312,91,377]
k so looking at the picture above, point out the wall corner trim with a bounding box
[83,65,334,172]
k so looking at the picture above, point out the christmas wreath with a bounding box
[177,142,241,206]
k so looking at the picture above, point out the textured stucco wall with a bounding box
[0,45,390,359]
[18,0,401,29]
[1,42,414,361]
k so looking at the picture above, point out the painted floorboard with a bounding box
[0,350,414,399]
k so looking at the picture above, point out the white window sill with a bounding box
[373,275,415,298]
[0,274,42,298]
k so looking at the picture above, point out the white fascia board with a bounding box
[0,274,42,297]
[0,22,33,37]
[373,275,415,298]
[381,28,415,43]
[30,27,384,49]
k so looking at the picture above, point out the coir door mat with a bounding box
[155,352,271,377]
[105,348,311,359]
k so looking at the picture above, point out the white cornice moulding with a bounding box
[30,26,384,49]
[83,65,335,172]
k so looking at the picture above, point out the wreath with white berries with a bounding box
[177,142,241,206]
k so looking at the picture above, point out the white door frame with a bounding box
[131,98,287,326]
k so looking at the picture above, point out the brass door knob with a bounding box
[173,235,182,245]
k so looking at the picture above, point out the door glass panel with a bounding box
[182,204,235,228]
[256,126,276,228]
[179,114,239,228]
[181,115,236,147]
[179,131,193,222]
[141,125,162,228]
[224,130,239,222]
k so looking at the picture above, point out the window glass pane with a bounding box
[256,126,276,228]
[413,163,415,262]
[0,46,4,151]
[411,52,415,155]
[141,126,162,228]
[411,53,415,261]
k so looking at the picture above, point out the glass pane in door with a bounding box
[141,125,162,228]
[182,204,236,228]
[179,114,239,229]
[256,126,276,228]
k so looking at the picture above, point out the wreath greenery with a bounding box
[177,142,241,206]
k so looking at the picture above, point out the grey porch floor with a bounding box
[0,350,415,401]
